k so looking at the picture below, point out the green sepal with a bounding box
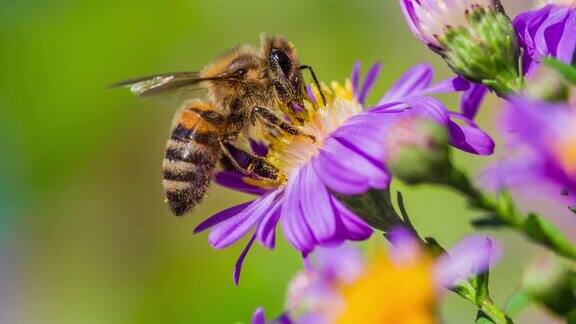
[334,189,404,234]
[569,206,576,215]
[424,237,446,258]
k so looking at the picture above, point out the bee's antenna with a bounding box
[300,65,327,106]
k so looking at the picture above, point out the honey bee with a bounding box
[112,35,324,216]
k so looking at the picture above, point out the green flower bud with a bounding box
[525,65,571,102]
[386,118,451,185]
[400,0,522,95]
[523,254,576,317]
[439,5,522,95]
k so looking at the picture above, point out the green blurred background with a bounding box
[0,0,571,323]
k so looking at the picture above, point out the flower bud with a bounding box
[522,254,576,317]
[400,0,522,95]
[386,118,451,185]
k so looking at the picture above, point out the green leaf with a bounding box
[542,57,576,85]
[396,191,415,230]
[505,289,532,317]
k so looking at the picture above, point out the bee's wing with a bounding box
[110,71,210,97]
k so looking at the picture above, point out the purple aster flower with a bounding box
[251,228,500,324]
[514,1,576,76]
[484,96,576,203]
[195,62,494,285]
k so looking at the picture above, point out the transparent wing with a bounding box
[109,71,206,97]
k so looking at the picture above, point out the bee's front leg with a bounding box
[251,106,316,142]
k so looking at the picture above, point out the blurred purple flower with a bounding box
[252,229,500,323]
[484,96,576,203]
[514,2,576,76]
[195,63,494,285]
[387,227,501,289]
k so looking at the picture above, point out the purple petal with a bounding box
[387,226,421,264]
[314,243,365,283]
[533,6,568,61]
[276,314,292,324]
[351,61,362,95]
[434,236,501,288]
[209,192,278,248]
[311,155,371,195]
[251,307,266,324]
[460,84,488,119]
[358,62,382,104]
[250,140,269,157]
[480,157,548,191]
[418,76,471,96]
[501,97,566,151]
[555,10,576,64]
[215,171,267,195]
[234,234,256,286]
[306,85,317,104]
[320,137,389,190]
[332,197,373,241]
[448,113,495,155]
[331,124,389,162]
[399,0,424,42]
[378,63,434,104]
[193,201,253,234]
[299,165,338,243]
[514,4,576,75]
[255,199,282,249]
[367,101,411,114]
[281,170,316,254]
[403,96,450,125]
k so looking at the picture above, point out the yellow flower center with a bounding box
[246,80,361,188]
[334,251,436,324]
[556,134,576,179]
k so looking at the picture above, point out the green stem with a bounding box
[441,167,576,261]
[451,281,512,324]
[481,298,514,324]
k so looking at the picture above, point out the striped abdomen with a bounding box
[162,100,224,216]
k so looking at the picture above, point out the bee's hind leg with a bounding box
[218,139,282,183]
[252,106,316,142]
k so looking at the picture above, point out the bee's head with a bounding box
[261,35,306,108]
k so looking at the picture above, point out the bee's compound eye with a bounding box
[235,68,247,77]
[270,50,292,77]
